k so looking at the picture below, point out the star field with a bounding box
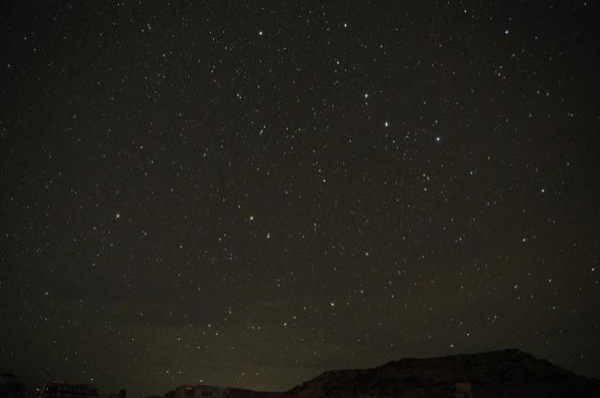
[1,1,599,396]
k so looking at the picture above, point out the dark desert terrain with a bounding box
[227,349,600,398]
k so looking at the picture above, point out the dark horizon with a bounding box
[4,347,600,397]
[2,1,599,397]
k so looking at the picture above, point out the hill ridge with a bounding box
[228,349,600,398]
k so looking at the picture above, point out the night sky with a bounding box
[1,0,600,396]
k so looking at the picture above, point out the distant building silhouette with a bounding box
[38,382,98,398]
[108,389,126,398]
[0,374,25,398]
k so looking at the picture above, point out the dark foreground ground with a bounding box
[226,349,600,398]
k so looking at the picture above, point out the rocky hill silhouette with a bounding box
[228,349,600,398]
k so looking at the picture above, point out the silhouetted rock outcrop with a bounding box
[229,349,600,398]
